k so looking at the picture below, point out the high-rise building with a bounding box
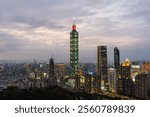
[119,58,134,96]
[70,18,80,91]
[49,58,55,86]
[131,64,141,82]
[121,58,131,79]
[70,18,79,76]
[114,47,120,76]
[135,73,150,99]
[55,63,65,87]
[114,47,120,93]
[108,68,117,92]
[49,58,54,77]
[142,62,150,73]
[97,46,108,91]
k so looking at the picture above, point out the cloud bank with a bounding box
[0,0,149,62]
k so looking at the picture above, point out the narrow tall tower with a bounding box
[49,58,54,78]
[114,47,120,75]
[49,58,55,86]
[70,18,79,76]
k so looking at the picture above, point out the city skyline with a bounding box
[0,0,150,63]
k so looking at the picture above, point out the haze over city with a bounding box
[0,0,149,62]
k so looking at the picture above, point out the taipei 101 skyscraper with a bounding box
[70,18,79,76]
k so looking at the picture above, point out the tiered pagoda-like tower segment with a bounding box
[70,19,79,76]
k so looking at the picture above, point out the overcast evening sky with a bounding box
[0,0,150,63]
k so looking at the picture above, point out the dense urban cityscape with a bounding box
[0,20,149,100]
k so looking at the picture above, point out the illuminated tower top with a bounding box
[121,58,131,67]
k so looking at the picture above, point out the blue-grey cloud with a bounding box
[0,33,28,52]
[0,0,149,62]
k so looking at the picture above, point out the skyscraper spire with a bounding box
[73,17,76,25]
[72,17,76,30]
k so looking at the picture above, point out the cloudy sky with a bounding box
[0,0,149,63]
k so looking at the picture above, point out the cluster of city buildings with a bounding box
[69,20,150,99]
[0,20,150,99]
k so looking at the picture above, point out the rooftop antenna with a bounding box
[50,54,58,61]
[73,17,76,25]
[51,54,54,59]
[72,17,76,30]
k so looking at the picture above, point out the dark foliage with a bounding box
[0,86,126,100]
